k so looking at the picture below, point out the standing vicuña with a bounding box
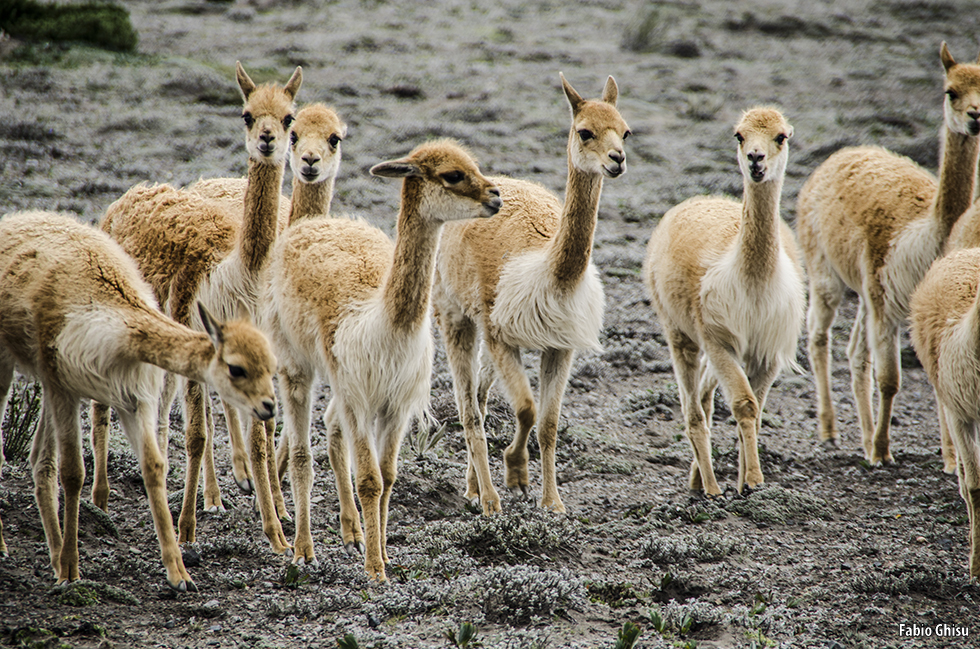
[0,211,277,591]
[433,73,630,514]
[644,107,805,495]
[93,63,301,554]
[262,140,501,580]
[797,42,980,467]
[910,248,980,580]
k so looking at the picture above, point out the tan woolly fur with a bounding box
[261,139,501,581]
[910,248,980,580]
[0,211,277,593]
[432,73,630,514]
[797,42,980,469]
[644,107,805,496]
[93,62,301,554]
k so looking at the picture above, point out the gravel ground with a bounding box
[2,1,980,648]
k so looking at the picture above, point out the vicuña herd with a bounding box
[4,43,980,588]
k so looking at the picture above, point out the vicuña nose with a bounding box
[609,149,625,164]
[747,151,765,164]
[302,153,320,166]
[968,110,980,121]
[489,187,501,197]
[260,132,274,144]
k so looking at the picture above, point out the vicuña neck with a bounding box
[381,177,442,330]
[240,157,285,272]
[547,138,603,291]
[288,176,334,226]
[129,309,214,384]
[934,128,980,238]
[736,175,784,283]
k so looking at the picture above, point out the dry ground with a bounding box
[1,1,980,648]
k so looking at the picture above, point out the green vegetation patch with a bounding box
[725,484,833,524]
[52,579,140,606]
[0,0,138,52]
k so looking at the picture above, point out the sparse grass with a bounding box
[1,376,41,463]
[725,484,833,524]
[472,565,586,624]
[639,531,741,564]
[0,0,138,52]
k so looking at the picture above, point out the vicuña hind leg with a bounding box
[947,414,980,580]
[31,400,63,578]
[938,402,959,474]
[807,275,844,446]
[90,401,111,511]
[487,338,537,500]
[666,328,720,496]
[438,306,501,513]
[868,313,900,466]
[847,302,876,460]
[47,389,84,584]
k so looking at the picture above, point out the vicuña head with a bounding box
[289,103,346,185]
[369,139,502,222]
[941,41,980,136]
[195,302,277,422]
[560,72,631,178]
[734,107,792,184]
[236,61,302,166]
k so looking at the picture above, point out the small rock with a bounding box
[916,536,927,543]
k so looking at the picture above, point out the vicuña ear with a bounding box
[198,302,224,348]
[602,75,619,107]
[560,72,584,112]
[786,125,795,139]
[284,66,303,100]
[941,41,956,74]
[370,159,422,178]
[236,61,256,100]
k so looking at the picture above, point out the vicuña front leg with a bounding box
[869,314,901,466]
[178,380,208,544]
[806,274,844,447]
[537,348,574,512]
[350,417,385,581]
[847,303,877,461]
[89,401,111,511]
[488,339,537,500]
[325,401,364,556]
[249,417,291,555]
[31,401,64,580]
[221,400,254,494]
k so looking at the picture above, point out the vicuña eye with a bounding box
[242,112,254,128]
[623,130,632,140]
[441,171,464,184]
[947,89,959,101]
[229,364,247,379]
[775,134,788,145]
[283,114,294,129]
[734,133,745,144]
[329,134,342,148]
[290,132,298,146]
[578,129,594,141]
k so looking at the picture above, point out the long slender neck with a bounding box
[128,309,214,384]
[239,157,285,272]
[547,132,603,291]
[736,174,784,283]
[381,177,442,331]
[288,176,334,226]
[934,127,980,239]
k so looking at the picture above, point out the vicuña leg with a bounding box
[847,302,876,460]
[248,416,291,555]
[938,402,959,474]
[490,339,537,500]
[704,339,763,492]
[178,380,208,544]
[90,402,111,511]
[946,413,980,580]
[31,400,62,577]
[221,400,254,494]
[868,311,900,465]
[47,389,84,584]
[281,367,315,563]
[116,404,196,592]
[807,273,844,445]
[377,410,411,565]
[346,403,385,580]
[666,328,720,496]
[201,392,223,512]
[263,416,290,521]
[438,306,501,512]
[537,348,574,512]
[325,400,364,555]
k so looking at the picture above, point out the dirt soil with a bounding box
[2,1,980,648]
